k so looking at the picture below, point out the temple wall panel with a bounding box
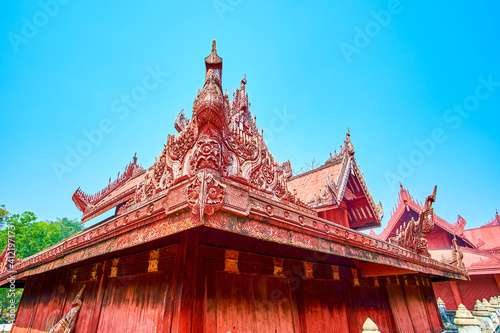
[420,278,443,333]
[95,244,178,333]
[456,274,500,310]
[29,268,70,332]
[13,237,446,333]
[213,272,296,332]
[11,273,46,333]
[385,277,415,333]
[432,275,500,311]
[402,276,432,333]
[341,269,394,333]
[432,281,457,310]
[294,278,349,332]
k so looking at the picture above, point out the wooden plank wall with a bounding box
[386,277,414,333]
[30,269,70,332]
[420,277,444,333]
[12,243,178,333]
[11,273,46,333]
[13,240,444,333]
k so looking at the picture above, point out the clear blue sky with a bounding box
[1,1,499,230]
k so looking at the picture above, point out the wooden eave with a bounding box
[0,176,468,286]
[80,168,147,222]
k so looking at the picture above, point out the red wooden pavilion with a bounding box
[1,41,468,333]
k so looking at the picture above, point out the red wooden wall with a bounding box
[433,274,500,311]
[12,232,444,333]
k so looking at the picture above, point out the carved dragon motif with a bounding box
[450,235,466,270]
[389,186,437,257]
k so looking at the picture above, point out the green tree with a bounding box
[56,217,83,241]
[0,206,83,324]
[0,205,8,229]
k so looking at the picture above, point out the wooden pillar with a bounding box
[171,229,200,333]
[88,261,107,332]
[450,281,463,309]
[339,201,349,228]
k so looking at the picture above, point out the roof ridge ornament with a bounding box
[205,39,222,66]
[72,156,141,216]
[389,185,437,257]
[114,40,310,217]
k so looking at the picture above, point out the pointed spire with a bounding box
[241,74,247,87]
[205,39,223,79]
[398,182,410,211]
[205,39,222,65]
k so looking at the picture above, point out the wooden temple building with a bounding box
[372,184,500,312]
[1,41,469,333]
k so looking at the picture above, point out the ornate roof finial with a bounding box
[205,39,223,66]
[133,152,137,164]
[344,127,354,156]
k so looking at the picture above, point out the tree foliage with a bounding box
[0,212,82,260]
[0,205,83,324]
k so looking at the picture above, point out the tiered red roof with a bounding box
[287,131,383,230]
[371,183,472,248]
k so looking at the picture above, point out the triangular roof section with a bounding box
[72,40,310,224]
[287,130,383,230]
[371,183,474,248]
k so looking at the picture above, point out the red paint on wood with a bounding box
[403,277,432,333]
[11,273,45,332]
[386,282,415,333]
[179,230,200,333]
[88,261,108,333]
[449,280,463,307]
[215,272,296,333]
[456,274,500,310]
[432,281,457,310]
[171,230,200,333]
[30,269,70,331]
[342,268,393,333]
[295,279,350,332]
[495,274,500,291]
[61,280,100,333]
[95,261,174,332]
[420,281,444,333]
